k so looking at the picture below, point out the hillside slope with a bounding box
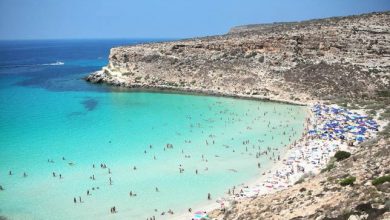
[87,12,389,104]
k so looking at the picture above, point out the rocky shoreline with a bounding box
[87,11,389,105]
[86,11,390,220]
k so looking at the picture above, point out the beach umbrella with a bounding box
[356,136,365,142]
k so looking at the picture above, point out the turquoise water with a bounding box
[0,40,306,219]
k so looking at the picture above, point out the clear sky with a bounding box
[0,0,389,40]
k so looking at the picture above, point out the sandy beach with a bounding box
[177,103,379,220]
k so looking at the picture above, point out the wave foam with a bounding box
[41,61,64,66]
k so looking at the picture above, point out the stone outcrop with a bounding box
[87,12,390,104]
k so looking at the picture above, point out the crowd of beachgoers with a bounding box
[1,102,379,220]
[0,101,304,220]
[191,104,379,220]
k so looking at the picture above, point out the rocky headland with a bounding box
[87,12,390,220]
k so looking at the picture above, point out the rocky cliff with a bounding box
[87,12,389,104]
[87,12,390,219]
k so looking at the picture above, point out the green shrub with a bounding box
[372,175,390,186]
[321,158,336,173]
[334,151,351,161]
[294,172,315,184]
[340,176,356,186]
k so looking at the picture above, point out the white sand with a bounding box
[175,103,379,220]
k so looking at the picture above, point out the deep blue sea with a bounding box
[0,39,306,220]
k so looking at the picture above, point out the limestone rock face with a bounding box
[87,12,390,103]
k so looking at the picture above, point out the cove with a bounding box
[0,40,306,220]
[0,88,306,219]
